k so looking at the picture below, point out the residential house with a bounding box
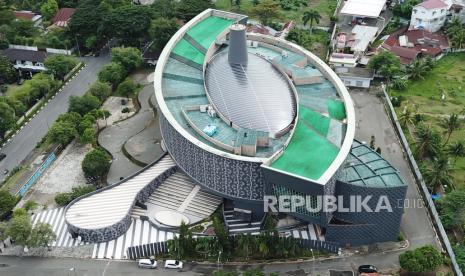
[382,27,449,64]
[13,10,42,27]
[2,47,50,76]
[336,67,375,88]
[410,0,449,32]
[51,8,75,28]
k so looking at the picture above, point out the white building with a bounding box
[410,0,465,32]
[410,0,449,32]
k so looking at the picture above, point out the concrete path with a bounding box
[350,89,440,250]
[98,85,162,184]
[0,54,110,183]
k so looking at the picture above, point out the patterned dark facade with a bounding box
[66,157,177,243]
[160,115,265,201]
[161,115,407,246]
[325,180,407,246]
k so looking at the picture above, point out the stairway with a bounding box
[224,209,262,234]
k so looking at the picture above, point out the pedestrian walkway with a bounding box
[30,207,177,259]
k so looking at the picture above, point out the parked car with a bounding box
[0,153,6,161]
[3,169,9,175]
[164,260,183,269]
[138,258,157,269]
[358,265,377,274]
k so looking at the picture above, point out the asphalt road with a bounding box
[0,53,110,183]
[349,89,440,251]
[0,254,397,276]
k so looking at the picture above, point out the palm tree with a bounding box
[398,106,415,129]
[440,113,462,145]
[391,77,408,90]
[447,140,465,163]
[423,154,454,192]
[414,123,441,159]
[451,28,465,49]
[406,58,429,80]
[302,10,321,34]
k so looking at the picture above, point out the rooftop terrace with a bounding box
[158,11,351,182]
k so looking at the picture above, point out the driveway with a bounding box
[0,53,110,183]
[98,84,162,184]
[349,89,440,250]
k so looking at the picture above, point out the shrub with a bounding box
[55,186,96,206]
[0,190,19,219]
[68,94,101,116]
[399,245,443,273]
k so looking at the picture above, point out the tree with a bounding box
[82,148,111,180]
[0,53,17,83]
[399,245,443,273]
[69,0,108,48]
[111,47,143,72]
[368,51,401,80]
[44,54,78,80]
[40,0,58,20]
[0,190,18,219]
[116,78,137,99]
[68,94,101,116]
[57,111,82,128]
[391,77,408,90]
[447,17,465,49]
[423,154,454,192]
[438,188,465,230]
[406,58,429,80]
[414,123,441,159]
[48,120,77,145]
[398,105,416,129]
[176,0,212,21]
[440,113,462,145]
[151,0,178,18]
[79,128,95,145]
[88,81,111,102]
[447,140,465,163]
[0,0,14,25]
[28,222,56,248]
[302,10,321,33]
[98,62,127,90]
[0,101,16,139]
[251,0,281,26]
[148,17,179,52]
[212,215,230,254]
[6,211,32,246]
[102,5,152,46]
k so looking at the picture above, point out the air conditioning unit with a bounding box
[282,50,288,58]
[200,105,209,112]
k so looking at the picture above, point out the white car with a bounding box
[164,260,183,269]
[138,258,157,269]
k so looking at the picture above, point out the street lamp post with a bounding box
[217,250,222,272]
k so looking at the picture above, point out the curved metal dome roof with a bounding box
[205,51,297,135]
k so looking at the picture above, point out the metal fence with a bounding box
[381,85,463,276]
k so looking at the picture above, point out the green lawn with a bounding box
[390,53,465,187]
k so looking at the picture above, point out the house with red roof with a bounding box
[381,27,449,64]
[14,10,42,27]
[51,8,75,28]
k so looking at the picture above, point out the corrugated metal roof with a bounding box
[205,51,297,135]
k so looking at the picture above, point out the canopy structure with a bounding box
[350,25,379,52]
[340,0,387,18]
